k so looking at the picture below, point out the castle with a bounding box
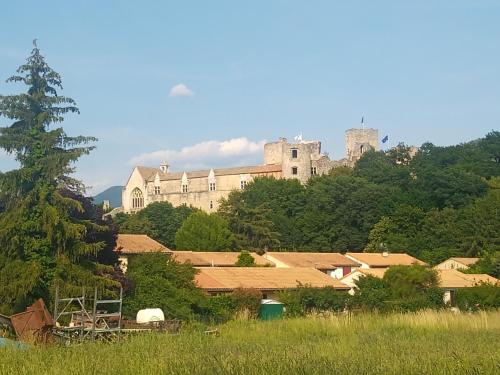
[122,128,379,213]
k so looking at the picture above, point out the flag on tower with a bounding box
[382,135,389,143]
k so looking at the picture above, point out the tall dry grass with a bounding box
[1,311,499,374]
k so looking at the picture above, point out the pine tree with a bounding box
[0,41,117,314]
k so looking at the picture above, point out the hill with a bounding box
[93,186,123,208]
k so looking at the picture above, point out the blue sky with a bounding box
[1,1,499,194]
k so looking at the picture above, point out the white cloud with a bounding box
[129,137,267,170]
[169,83,194,97]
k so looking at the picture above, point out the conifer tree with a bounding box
[0,41,116,314]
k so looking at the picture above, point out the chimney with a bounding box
[159,162,169,173]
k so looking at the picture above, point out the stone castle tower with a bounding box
[263,138,341,184]
[345,128,379,163]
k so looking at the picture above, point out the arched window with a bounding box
[360,145,364,154]
[131,188,144,209]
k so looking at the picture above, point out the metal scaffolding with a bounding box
[53,286,122,344]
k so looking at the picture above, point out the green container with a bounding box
[259,299,284,320]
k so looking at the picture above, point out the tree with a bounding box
[219,177,300,250]
[123,254,207,320]
[297,174,399,251]
[0,42,117,313]
[175,211,234,250]
[115,202,195,248]
[235,251,256,267]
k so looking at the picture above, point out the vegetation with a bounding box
[235,251,256,266]
[0,42,118,314]
[455,284,500,311]
[123,254,207,320]
[1,312,499,374]
[215,134,499,271]
[114,202,195,248]
[278,286,349,317]
[175,211,234,250]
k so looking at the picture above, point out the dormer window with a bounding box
[240,180,247,189]
[209,182,216,191]
[291,149,298,159]
[154,186,161,195]
[182,184,188,193]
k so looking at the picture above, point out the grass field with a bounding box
[1,311,499,374]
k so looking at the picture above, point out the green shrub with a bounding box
[123,254,208,320]
[455,283,500,311]
[348,275,392,312]
[278,286,349,317]
[230,288,262,318]
[235,251,256,267]
[204,294,235,323]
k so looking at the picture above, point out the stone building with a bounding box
[122,128,379,213]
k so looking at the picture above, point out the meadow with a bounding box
[1,311,499,375]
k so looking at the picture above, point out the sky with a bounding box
[0,1,499,194]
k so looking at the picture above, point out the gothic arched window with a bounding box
[131,188,144,209]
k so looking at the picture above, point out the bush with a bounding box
[350,266,444,313]
[123,254,208,320]
[230,288,262,318]
[348,275,392,312]
[455,283,500,311]
[204,294,235,323]
[235,251,256,267]
[278,286,349,317]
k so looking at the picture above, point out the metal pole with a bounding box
[92,287,98,340]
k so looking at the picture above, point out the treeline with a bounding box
[115,132,500,270]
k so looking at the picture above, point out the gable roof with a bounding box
[172,251,272,267]
[437,269,498,288]
[114,234,171,254]
[135,164,282,182]
[265,252,360,269]
[448,257,480,267]
[345,252,427,267]
[195,267,350,292]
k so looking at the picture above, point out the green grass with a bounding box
[1,311,499,374]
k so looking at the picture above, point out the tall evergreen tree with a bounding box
[0,41,117,314]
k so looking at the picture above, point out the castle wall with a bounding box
[123,129,380,213]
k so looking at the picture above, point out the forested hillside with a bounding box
[115,132,499,269]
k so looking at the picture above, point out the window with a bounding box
[360,145,364,154]
[131,188,144,209]
[154,186,161,195]
[209,182,216,191]
[311,167,317,175]
[209,200,213,209]
[182,184,188,193]
[240,180,247,189]
[291,149,298,158]
[291,167,298,175]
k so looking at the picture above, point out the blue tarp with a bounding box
[0,337,29,350]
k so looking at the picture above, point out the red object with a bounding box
[342,267,351,277]
[10,299,54,342]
